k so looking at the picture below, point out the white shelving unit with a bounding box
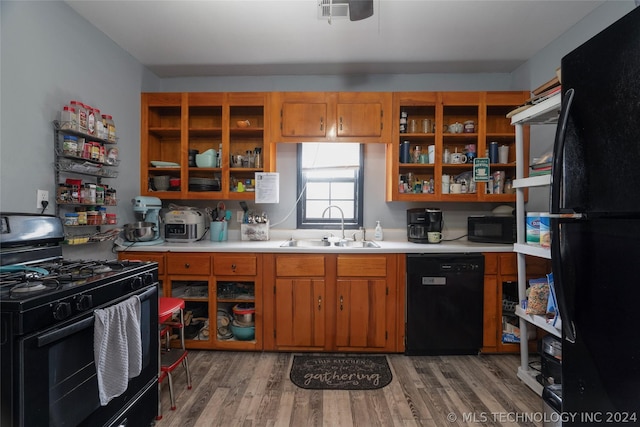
[510,93,562,396]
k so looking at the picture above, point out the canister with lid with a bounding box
[64,213,79,226]
[60,105,77,130]
[87,211,101,225]
[86,105,95,135]
[75,207,87,225]
[71,101,88,134]
[102,115,116,143]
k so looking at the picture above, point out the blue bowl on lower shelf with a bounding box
[230,322,255,341]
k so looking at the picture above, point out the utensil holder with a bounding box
[241,220,269,241]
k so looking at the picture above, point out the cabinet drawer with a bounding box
[213,255,257,276]
[499,253,517,275]
[275,255,325,277]
[167,254,211,275]
[336,255,387,277]
[118,252,165,275]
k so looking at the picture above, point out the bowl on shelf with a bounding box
[236,120,250,128]
[230,321,255,341]
[232,303,255,326]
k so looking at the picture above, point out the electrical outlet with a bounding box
[36,189,49,209]
[237,210,244,223]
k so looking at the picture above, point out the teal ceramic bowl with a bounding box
[230,322,255,341]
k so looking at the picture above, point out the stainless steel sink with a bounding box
[279,239,331,247]
[279,239,380,248]
[334,240,380,248]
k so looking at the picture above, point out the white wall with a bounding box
[510,0,636,212]
[0,1,160,259]
[0,1,634,259]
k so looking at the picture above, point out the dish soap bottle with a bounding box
[374,220,384,241]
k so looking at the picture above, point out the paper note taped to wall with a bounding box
[255,173,279,203]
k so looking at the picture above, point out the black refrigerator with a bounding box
[550,5,640,421]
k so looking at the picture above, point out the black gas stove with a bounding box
[0,213,159,427]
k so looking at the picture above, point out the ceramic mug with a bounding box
[450,183,462,194]
[427,231,443,243]
[450,153,468,164]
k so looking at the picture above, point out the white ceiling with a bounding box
[65,0,606,77]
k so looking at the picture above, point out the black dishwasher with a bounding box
[405,253,484,355]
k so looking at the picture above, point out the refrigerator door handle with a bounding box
[550,87,577,343]
[550,88,575,214]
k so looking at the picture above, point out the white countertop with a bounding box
[116,228,513,254]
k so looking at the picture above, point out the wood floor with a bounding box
[154,351,543,427]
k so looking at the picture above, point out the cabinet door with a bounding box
[336,92,391,141]
[335,279,387,349]
[281,102,328,137]
[274,278,326,348]
[336,102,382,138]
[167,275,213,349]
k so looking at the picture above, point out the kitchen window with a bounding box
[297,143,364,230]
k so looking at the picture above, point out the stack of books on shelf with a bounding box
[507,69,562,118]
[530,151,553,176]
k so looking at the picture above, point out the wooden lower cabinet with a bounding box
[482,252,552,353]
[274,278,327,349]
[119,251,262,351]
[262,253,402,353]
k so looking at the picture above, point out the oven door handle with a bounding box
[37,316,94,347]
[37,286,156,347]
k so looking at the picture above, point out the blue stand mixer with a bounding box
[122,196,164,246]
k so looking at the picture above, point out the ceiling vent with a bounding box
[318,0,350,20]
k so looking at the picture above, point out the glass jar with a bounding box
[102,114,116,143]
[75,207,87,225]
[99,207,107,224]
[87,211,101,225]
[105,213,117,225]
[86,105,95,135]
[64,213,79,226]
[60,105,76,130]
[72,101,88,134]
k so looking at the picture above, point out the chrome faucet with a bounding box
[322,205,345,239]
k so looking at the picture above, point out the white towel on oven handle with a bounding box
[93,295,142,406]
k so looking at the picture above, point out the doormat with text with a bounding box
[289,355,392,390]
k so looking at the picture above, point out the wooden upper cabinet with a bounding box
[140,92,270,201]
[281,101,328,138]
[336,92,390,139]
[272,92,391,143]
[387,91,529,203]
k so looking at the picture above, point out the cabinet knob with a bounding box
[340,295,344,311]
[339,116,343,131]
[320,117,324,132]
[231,263,236,271]
[184,263,190,269]
[317,296,322,310]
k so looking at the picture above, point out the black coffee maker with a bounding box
[407,208,443,243]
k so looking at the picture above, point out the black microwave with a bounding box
[467,216,516,244]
